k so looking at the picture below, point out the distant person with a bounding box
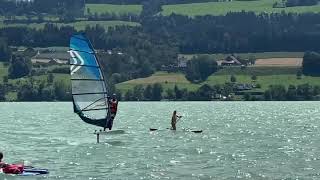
[106,93,119,130]
[0,151,8,168]
[171,110,182,130]
[0,152,23,174]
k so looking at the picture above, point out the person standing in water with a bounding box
[171,110,182,130]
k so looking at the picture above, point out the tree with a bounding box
[54,80,70,101]
[140,62,154,77]
[8,55,31,79]
[165,88,175,100]
[3,76,8,84]
[297,83,313,100]
[143,85,152,100]
[296,70,302,79]
[0,84,5,101]
[197,84,213,100]
[302,51,320,75]
[185,55,218,82]
[174,85,182,100]
[264,85,287,100]
[110,73,122,84]
[230,75,237,83]
[17,82,39,101]
[0,38,11,62]
[244,93,251,101]
[40,86,55,101]
[251,75,257,81]
[124,89,134,101]
[151,83,163,101]
[47,73,54,84]
[133,85,144,101]
[223,83,234,97]
[286,85,297,100]
[141,0,162,18]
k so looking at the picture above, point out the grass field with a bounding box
[206,74,320,90]
[116,71,200,92]
[161,0,320,16]
[179,52,304,61]
[116,69,320,93]
[255,58,302,67]
[0,20,140,30]
[215,67,300,76]
[85,4,142,16]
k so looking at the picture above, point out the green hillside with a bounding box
[180,52,304,60]
[116,69,320,92]
[161,0,320,16]
[85,4,142,15]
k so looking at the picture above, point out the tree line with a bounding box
[2,11,320,55]
[0,0,85,17]
[120,82,320,101]
[286,0,319,7]
[1,11,320,86]
[0,73,70,102]
[86,0,221,5]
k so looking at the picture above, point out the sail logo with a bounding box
[69,50,84,75]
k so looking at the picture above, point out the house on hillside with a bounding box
[221,55,242,66]
[235,83,253,91]
[31,51,69,64]
[161,57,188,72]
[177,57,187,70]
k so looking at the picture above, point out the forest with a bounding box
[1,0,320,101]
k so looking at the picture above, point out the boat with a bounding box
[69,34,117,142]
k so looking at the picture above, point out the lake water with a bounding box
[1,102,320,179]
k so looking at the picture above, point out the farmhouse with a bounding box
[235,83,253,91]
[161,57,188,71]
[31,51,69,64]
[221,55,242,66]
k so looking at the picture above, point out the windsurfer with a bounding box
[105,94,118,130]
[171,110,182,130]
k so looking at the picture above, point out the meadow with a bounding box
[161,0,320,16]
[116,71,200,92]
[179,52,304,61]
[116,67,320,93]
[85,4,142,16]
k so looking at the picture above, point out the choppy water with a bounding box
[1,102,320,179]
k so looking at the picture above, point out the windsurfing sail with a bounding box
[69,34,110,128]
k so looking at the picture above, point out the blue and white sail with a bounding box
[69,34,109,128]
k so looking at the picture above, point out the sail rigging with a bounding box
[69,34,110,128]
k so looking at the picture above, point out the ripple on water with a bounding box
[1,102,320,179]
